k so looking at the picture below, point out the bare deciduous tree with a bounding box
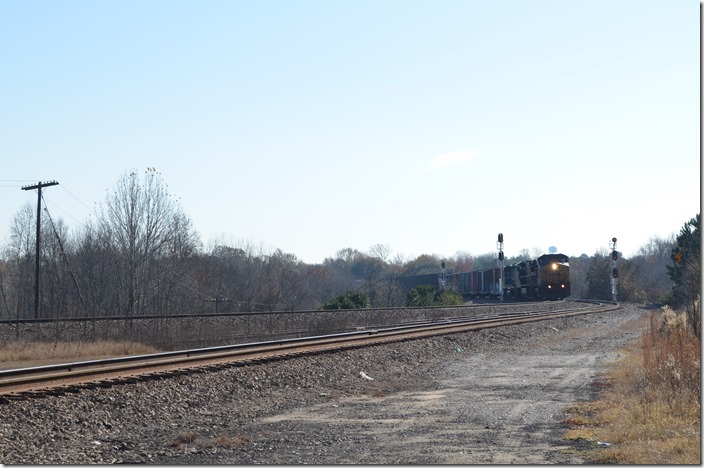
[4,203,36,319]
[96,168,200,317]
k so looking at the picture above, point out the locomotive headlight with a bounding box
[561,284,565,288]
[552,263,558,270]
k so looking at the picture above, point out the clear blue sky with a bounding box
[1,0,700,264]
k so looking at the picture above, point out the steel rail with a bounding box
[0,298,588,324]
[0,301,618,396]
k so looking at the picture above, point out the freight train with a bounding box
[399,253,571,301]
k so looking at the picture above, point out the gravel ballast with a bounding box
[0,303,652,464]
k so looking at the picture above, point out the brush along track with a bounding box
[0,300,617,398]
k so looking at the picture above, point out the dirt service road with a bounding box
[213,305,649,464]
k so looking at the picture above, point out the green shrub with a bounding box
[322,291,371,310]
[406,284,437,306]
[434,289,463,306]
[406,285,463,306]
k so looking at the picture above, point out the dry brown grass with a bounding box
[0,340,161,369]
[170,431,199,448]
[208,434,249,448]
[563,307,701,464]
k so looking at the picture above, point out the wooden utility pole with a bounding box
[21,180,59,319]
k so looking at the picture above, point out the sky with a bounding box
[0,0,700,265]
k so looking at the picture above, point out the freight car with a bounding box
[449,268,502,297]
[399,253,570,301]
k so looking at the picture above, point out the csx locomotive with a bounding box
[503,253,570,300]
[400,253,571,301]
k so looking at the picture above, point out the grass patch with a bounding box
[207,434,249,448]
[171,432,199,448]
[0,340,162,369]
[563,307,700,464]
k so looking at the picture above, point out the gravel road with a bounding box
[0,303,651,464]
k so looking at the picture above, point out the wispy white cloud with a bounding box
[428,150,475,169]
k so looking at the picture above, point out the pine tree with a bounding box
[665,214,701,335]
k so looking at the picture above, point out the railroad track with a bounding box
[0,300,618,398]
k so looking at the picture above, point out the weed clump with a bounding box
[171,432,199,448]
[563,307,700,464]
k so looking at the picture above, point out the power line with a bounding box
[0,180,37,188]
[42,193,89,317]
[41,197,85,225]
[60,185,94,212]
[30,183,94,227]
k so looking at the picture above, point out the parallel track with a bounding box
[0,300,618,397]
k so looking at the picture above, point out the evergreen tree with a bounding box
[585,254,611,300]
[664,214,700,335]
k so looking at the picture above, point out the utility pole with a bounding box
[21,180,59,319]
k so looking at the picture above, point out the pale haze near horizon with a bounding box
[0,0,700,264]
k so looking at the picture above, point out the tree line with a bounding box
[0,170,698,330]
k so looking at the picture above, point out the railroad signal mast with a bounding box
[610,237,618,302]
[439,261,446,290]
[497,233,504,302]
